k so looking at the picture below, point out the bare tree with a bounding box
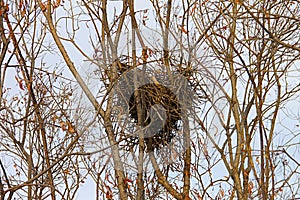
[1,0,300,199]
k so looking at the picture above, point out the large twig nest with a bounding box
[112,61,196,152]
[128,83,181,150]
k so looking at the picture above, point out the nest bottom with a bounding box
[128,83,181,151]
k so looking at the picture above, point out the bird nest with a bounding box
[128,83,181,151]
[113,66,186,152]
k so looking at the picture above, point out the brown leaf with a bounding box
[59,121,67,131]
[67,122,76,134]
[180,26,188,34]
[219,189,225,197]
[21,8,26,17]
[19,0,23,9]
[53,0,61,8]
[40,3,46,12]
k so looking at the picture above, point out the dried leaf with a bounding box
[67,122,76,134]
[180,26,188,34]
[59,121,67,131]
[124,178,133,183]
[53,0,61,8]
[219,189,225,197]
[248,181,254,193]
[40,3,46,12]
[19,0,23,9]
[21,8,26,17]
